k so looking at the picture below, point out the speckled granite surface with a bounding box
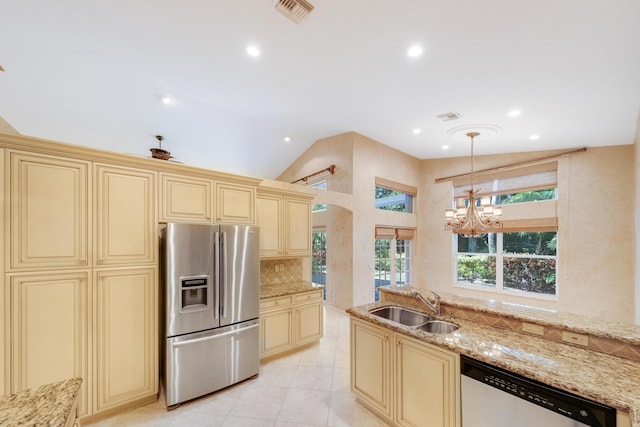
[0,377,81,426]
[260,281,324,299]
[348,288,640,426]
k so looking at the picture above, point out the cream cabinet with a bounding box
[7,151,90,271]
[159,173,212,223]
[256,193,311,258]
[260,289,323,358]
[395,334,459,427]
[260,295,294,357]
[214,181,255,224]
[94,267,157,412]
[351,318,393,418]
[293,291,324,346]
[94,164,156,266]
[8,271,91,416]
[350,318,460,427]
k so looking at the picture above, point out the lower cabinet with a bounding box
[351,318,393,418]
[260,289,323,358]
[350,317,460,427]
[8,271,91,416]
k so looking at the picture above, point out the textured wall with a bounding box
[278,132,636,323]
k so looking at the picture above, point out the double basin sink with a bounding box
[369,306,459,334]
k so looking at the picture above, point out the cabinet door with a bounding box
[159,173,212,223]
[256,194,282,257]
[9,271,90,416]
[95,164,156,266]
[284,198,311,256]
[260,308,293,357]
[396,335,459,427]
[215,181,255,224]
[293,291,323,346]
[351,319,392,418]
[8,151,90,270]
[94,268,157,412]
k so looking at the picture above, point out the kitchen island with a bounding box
[347,286,640,427]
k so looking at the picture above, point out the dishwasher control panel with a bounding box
[461,356,616,427]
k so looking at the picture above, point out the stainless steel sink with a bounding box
[415,320,459,334]
[369,306,432,326]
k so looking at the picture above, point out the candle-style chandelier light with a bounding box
[444,132,502,238]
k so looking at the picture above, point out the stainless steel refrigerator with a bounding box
[161,223,260,409]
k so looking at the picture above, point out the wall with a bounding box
[279,131,637,323]
[421,145,635,323]
[278,132,422,310]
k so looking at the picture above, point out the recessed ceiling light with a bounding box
[507,109,521,117]
[412,128,422,135]
[442,145,449,150]
[246,45,261,57]
[529,134,540,140]
[284,137,291,142]
[407,45,423,57]
[161,96,171,105]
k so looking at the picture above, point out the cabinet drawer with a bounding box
[294,290,322,304]
[260,296,293,311]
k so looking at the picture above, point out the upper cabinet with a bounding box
[7,151,90,271]
[214,181,255,224]
[256,190,312,258]
[285,198,312,256]
[94,164,157,266]
[159,173,213,223]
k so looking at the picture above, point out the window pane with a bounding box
[503,257,556,295]
[456,255,496,286]
[457,234,497,254]
[310,180,327,212]
[495,188,557,205]
[312,231,327,299]
[503,232,557,255]
[375,239,391,301]
[395,239,410,285]
[375,186,413,213]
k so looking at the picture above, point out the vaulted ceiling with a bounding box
[1,0,639,178]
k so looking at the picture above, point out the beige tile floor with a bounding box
[86,305,387,426]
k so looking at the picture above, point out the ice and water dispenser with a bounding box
[180,275,209,310]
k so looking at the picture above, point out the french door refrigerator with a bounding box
[162,223,260,409]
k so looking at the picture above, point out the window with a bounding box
[309,180,327,212]
[375,177,416,213]
[450,161,559,297]
[311,230,327,299]
[374,227,414,301]
[456,231,557,296]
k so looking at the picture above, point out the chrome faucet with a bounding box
[410,288,441,316]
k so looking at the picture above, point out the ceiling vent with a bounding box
[274,0,315,24]
[437,112,463,122]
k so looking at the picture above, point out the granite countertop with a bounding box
[347,298,640,427]
[0,377,82,426]
[260,281,324,299]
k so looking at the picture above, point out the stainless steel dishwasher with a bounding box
[461,356,617,427]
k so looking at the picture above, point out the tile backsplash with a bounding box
[260,258,303,285]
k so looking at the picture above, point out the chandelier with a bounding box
[444,132,502,238]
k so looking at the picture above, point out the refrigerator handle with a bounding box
[214,231,220,320]
[221,231,228,318]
